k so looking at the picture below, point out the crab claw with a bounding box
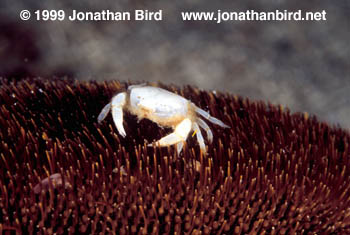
[98,92,127,138]
[97,103,111,123]
[148,118,192,154]
[111,92,127,137]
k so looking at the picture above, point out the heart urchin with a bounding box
[1,77,350,234]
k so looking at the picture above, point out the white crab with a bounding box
[97,84,229,154]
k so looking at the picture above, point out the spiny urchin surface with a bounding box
[1,77,350,234]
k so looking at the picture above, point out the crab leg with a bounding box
[192,122,206,153]
[194,106,230,128]
[111,92,127,137]
[148,118,192,153]
[177,142,184,154]
[196,118,213,143]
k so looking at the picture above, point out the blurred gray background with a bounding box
[1,1,349,128]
